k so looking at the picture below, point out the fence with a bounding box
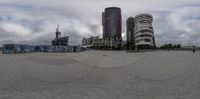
[2,44,86,54]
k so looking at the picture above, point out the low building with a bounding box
[82,37,87,45]
[82,36,99,46]
[92,37,123,50]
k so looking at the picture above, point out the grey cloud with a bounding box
[0,3,97,45]
[149,5,200,46]
[0,1,200,47]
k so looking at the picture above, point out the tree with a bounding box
[160,43,182,49]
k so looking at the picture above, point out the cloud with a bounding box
[0,3,98,45]
[152,5,200,46]
[0,22,31,36]
[0,0,199,47]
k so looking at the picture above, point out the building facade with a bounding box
[126,13,156,51]
[82,36,99,46]
[134,13,156,50]
[126,17,135,50]
[82,37,87,45]
[102,7,122,46]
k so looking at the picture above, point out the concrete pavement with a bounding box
[0,50,200,99]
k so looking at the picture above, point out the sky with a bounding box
[0,0,200,46]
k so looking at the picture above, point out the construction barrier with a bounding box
[2,44,86,54]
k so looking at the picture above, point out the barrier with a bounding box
[2,44,86,54]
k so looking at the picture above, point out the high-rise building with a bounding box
[102,7,122,43]
[134,13,156,50]
[126,17,135,50]
[126,13,156,50]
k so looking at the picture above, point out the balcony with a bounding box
[135,29,154,35]
[135,37,153,42]
[135,40,153,46]
[135,32,153,38]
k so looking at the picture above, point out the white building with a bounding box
[134,13,156,50]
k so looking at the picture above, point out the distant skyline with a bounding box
[0,0,200,46]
